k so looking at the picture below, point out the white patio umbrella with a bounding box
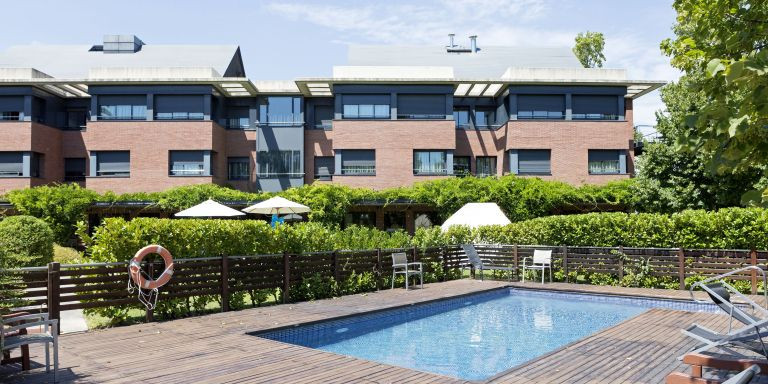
[174,199,245,218]
[241,196,311,215]
[440,202,511,232]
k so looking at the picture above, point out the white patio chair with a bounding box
[1,313,58,382]
[522,249,552,284]
[391,252,423,290]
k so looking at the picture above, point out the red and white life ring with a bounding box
[129,245,174,290]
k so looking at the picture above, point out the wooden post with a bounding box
[412,246,417,262]
[441,247,448,281]
[145,261,154,322]
[513,245,519,281]
[282,251,290,304]
[563,246,569,283]
[678,248,686,290]
[376,248,382,291]
[332,250,340,282]
[617,246,624,281]
[221,254,230,312]
[47,262,61,334]
[751,249,758,295]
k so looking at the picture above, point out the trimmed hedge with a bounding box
[0,215,55,268]
[4,177,634,245]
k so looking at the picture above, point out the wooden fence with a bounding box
[4,244,767,331]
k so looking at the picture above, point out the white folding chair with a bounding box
[391,252,423,290]
[1,313,58,382]
[522,249,552,284]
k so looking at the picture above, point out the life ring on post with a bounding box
[129,245,174,290]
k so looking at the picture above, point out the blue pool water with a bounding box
[256,289,717,380]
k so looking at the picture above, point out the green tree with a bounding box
[573,31,606,68]
[631,73,764,212]
[661,0,768,203]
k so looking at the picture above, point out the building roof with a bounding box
[347,45,583,78]
[0,44,244,79]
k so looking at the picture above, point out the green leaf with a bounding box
[725,61,745,83]
[706,59,725,76]
[740,189,762,206]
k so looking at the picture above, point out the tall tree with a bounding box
[573,31,606,68]
[661,0,768,203]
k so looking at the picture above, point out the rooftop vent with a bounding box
[446,34,479,54]
[100,35,145,54]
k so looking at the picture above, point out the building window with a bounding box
[223,107,250,129]
[169,151,210,176]
[64,158,86,181]
[341,150,375,175]
[94,151,130,177]
[345,212,376,228]
[453,108,470,129]
[98,95,146,120]
[257,150,301,177]
[314,156,335,180]
[572,95,620,120]
[476,156,497,177]
[474,108,496,129]
[342,95,389,119]
[227,157,249,180]
[154,95,205,120]
[397,94,445,119]
[313,105,334,129]
[0,96,23,121]
[517,95,565,120]
[413,150,447,175]
[588,150,624,174]
[384,211,406,232]
[516,149,551,175]
[65,109,87,130]
[0,152,23,177]
[259,96,303,125]
[453,156,471,177]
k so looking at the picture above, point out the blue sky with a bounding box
[0,0,678,132]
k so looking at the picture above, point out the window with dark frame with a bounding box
[413,150,448,175]
[314,156,335,180]
[257,150,302,177]
[476,156,497,177]
[169,151,207,176]
[588,150,623,174]
[345,212,376,228]
[453,108,470,129]
[517,149,551,175]
[227,157,249,180]
[64,158,86,181]
[98,95,146,120]
[453,156,471,177]
[0,152,23,176]
[517,94,565,120]
[95,151,130,177]
[341,150,375,175]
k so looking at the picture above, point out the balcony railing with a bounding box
[312,121,333,130]
[223,117,251,129]
[0,113,21,121]
[397,114,446,120]
[517,111,565,120]
[341,166,376,176]
[572,113,620,120]
[0,170,23,177]
[256,113,304,127]
[97,115,146,121]
[589,161,621,174]
[255,172,304,179]
[413,167,448,175]
[155,112,205,121]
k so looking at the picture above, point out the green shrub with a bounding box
[0,215,54,268]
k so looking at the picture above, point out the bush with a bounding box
[0,215,54,268]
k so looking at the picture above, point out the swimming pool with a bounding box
[255,288,718,381]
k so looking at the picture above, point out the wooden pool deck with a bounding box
[1,280,758,383]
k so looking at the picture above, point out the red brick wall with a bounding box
[0,122,62,193]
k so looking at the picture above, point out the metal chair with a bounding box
[1,313,58,382]
[391,252,423,290]
[522,249,552,284]
[461,244,515,281]
[1,312,30,370]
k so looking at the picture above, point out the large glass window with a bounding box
[588,150,623,174]
[345,212,376,228]
[259,97,303,125]
[572,95,620,120]
[313,105,334,129]
[98,95,146,120]
[341,150,375,175]
[314,156,335,180]
[257,150,302,177]
[453,156,471,177]
[0,96,23,121]
[169,151,208,176]
[0,152,23,176]
[476,156,497,177]
[397,94,445,119]
[224,107,250,129]
[227,157,249,180]
[94,151,130,177]
[65,109,87,130]
[517,149,551,175]
[453,108,470,129]
[517,95,565,120]
[384,211,406,232]
[155,95,205,120]
[413,150,448,175]
[64,158,86,181]
[342,95,390,119]
[474,108,496,129]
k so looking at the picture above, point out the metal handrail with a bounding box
[689,265,768,305]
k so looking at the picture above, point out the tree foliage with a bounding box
[631,73,764,212]
[573,31,606,68]
[0,215,55,268]
[661,0,768,203]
